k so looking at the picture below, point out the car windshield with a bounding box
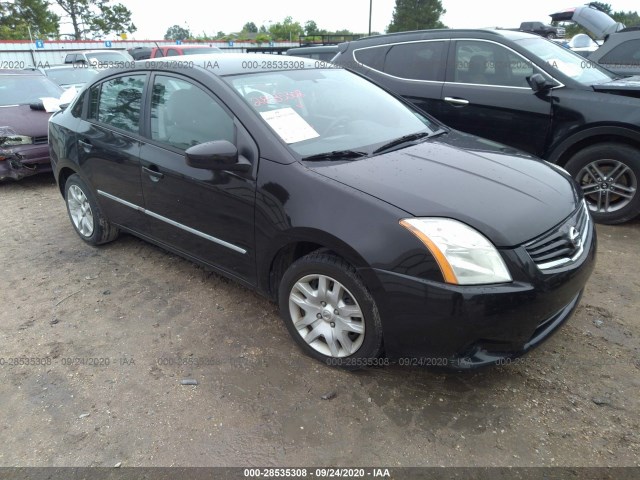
[224,69,438,157]
[45,68,99,86]
[0,74,63,106]
[516,37,616,84]
[87,52,131,63]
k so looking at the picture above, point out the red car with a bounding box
[0,69,63,181]
[150,45,222,58]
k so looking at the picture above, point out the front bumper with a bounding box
[366,219,596,369]
[0,144,51,181]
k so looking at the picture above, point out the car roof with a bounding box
[137,53,319,76]
[157,45,221,49]
[42,64,99,71]
[288,45,339,53]
[346,28,538,45]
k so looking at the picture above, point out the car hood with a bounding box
[307,131,579,247]
[0,105,51,139]
[550,5,624,38]
[592,76,640,96]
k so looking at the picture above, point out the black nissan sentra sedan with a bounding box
[48,54,596,369]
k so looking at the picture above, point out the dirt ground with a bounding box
[0,173,638,468]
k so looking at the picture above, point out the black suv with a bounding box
[332,29,640,224]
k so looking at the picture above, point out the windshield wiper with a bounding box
[372,131,434,155]
[302,150,368,162]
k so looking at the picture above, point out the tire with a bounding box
[546,32,556,39]
[565,143,640,224]
[278,252,383,369]
[64,174,119,245]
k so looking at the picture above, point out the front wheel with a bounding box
[565,143,640,224]
[278,252,383,369]
[546,32,557,39]
[65,174,119,245]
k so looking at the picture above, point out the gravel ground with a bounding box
[0,174,639,467]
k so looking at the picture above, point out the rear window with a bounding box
[353,46,390,71]
[181,47,222,55]
[600,39,640,66]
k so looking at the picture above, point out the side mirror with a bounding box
[185,140,250,172]
[527,73,554,93]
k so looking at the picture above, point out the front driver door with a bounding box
[440,39,553,156]
[138,74,257,283]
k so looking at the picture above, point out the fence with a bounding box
[0,40,300,66]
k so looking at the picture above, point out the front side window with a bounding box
[224,68,438,157]
[93,75,145,133]
[516,37,615,85]
[384,41,446,81]
[150,75,235,150]
[454,41,538,87]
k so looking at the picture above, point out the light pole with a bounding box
[368,0,372,36]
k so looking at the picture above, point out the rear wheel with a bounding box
[278,252,383,369]
[65,174,119,245]
[565,143,640,224]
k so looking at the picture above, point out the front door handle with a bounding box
[444,97,470,106]
[143,165,164,182]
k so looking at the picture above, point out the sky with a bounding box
[56,0,640,40]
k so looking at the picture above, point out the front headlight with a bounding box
[0,135,33,146]
[399,218,512,285]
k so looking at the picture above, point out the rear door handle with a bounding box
[444,97,470,106]
[143,165,164,181]
[78,139,92,152]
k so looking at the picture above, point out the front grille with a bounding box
[524,201,590,270]
[557,28,566,38]
[33,136,48,144]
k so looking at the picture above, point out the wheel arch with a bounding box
[547,125,640,166]
[57,166,79,198]
[262,228,378,300]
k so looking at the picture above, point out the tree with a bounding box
[387,0,446,33]
[164,24,191,41]
[0,0,60,39]
[304,20,319,35]
[612,10,640,28]
[268,16,304,41]
[242,21,257,33]
[255,33,271,45]
[54,0,136,39]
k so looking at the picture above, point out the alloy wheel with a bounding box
[288,274,365,358]
[577,159,637,214]
[67,184,95,237]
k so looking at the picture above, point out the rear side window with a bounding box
[89,75,145,133]
[600,39,640,66]
[383,41,446,81]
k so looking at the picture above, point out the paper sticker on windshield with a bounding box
[260,107,319,144]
